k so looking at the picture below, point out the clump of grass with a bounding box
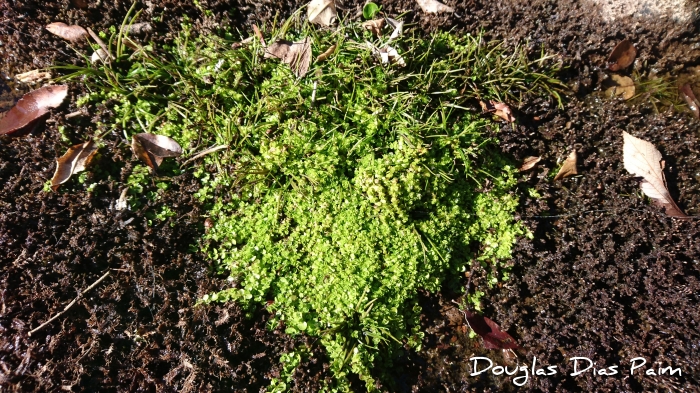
[61,12,562,391]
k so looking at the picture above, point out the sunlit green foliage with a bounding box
[61,13,561,391]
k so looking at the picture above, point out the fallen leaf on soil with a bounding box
[604,74,635,100]
[607,39,637,71]
[15,69,52,84]
[308,0,337,26]
[46,22,88,42]
[265,37,313,78]
[622,132,688,218]
[416,0,454,14]
[386,17,403,41]
[51,140,98,191]
[132,133,183,171]
[553,150,577,181]
[519,156,542,171]
[479,100,515,122]
[679,84,700,119]
[362,19,385,36]
[0,85,68,137]
[464,310,519,350]
[316,44,337,62]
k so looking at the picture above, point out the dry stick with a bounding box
[181,145,228,166]
[252,24,266,47]
[28,272,110,337]
[86,27,113,60]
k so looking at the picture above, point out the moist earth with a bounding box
[1,0,699,391]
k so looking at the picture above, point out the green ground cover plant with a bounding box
[62,11,563,391]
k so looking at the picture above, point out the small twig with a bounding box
[181,144,227,166]
[86,27,114,60]
[28,272,110,337]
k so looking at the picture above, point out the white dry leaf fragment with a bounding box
[265,37,313,78]
[553,150,578,181]
[91,48,110,64]
[479,100,515,122]
[367,42,406,67]
[622,132,688,218]
[51,140,98,191]
[307,0,337,26]
[416,0,454,14]
[15,69,52,84]
[115,188,129,211]
[46,22,88,42]
[386,17,404,41]
[519,156,542,172]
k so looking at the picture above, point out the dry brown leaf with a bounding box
[132,133,183,171]
[622,132,688,218]
[604,74,635,100]
[362,19,385,36]
[679,84,700,119]
[553,150,578,181]
[607,39,637,71]
[416,0,454,14]
[308,0,337,26]
[51,140,98,191]
[15,70,52,84]
[46,22,88,42]
[0,85,68,137]
[265,37,313,78]
[519,156,542,172]
[316,44,337,62]
[479,100,515,122]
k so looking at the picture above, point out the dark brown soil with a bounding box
[1,0,699,392]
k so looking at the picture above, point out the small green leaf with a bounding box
[363,2,380,19]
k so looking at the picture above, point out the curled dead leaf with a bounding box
[15,70,52,84]
[679,84,699,119]
[51,140,98,191]
[308,0,337,26]
[362,19,385,36]
[132,133,183,171]
[316,44,337,62]
[464,310,519,350]
[622,132,688,218]
[607,39,637,71]
[265,37,313,78]
[386,17,403,41]
[367,43,406,67]
[553,150,578,181]
[0,85,68,137]
[519,156,542,172]
[479,100,515,122]
[46,22,88,42]
[604,74,635,100]
[416,0,454,14]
